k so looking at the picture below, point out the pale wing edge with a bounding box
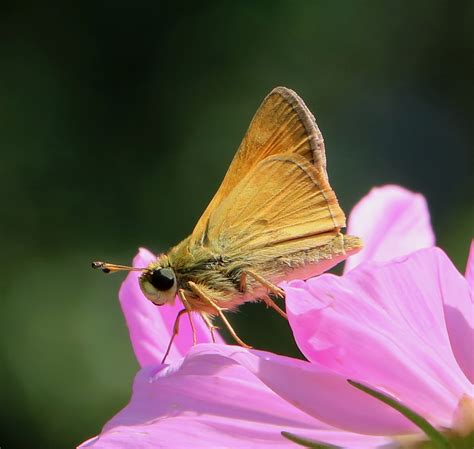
[270,86,327,171]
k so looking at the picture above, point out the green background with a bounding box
[1,2,472,448]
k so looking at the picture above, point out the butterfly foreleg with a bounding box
[161,307,188,364]
[243,270,288,320]
[187,281,252,349]
[177,289,197,345]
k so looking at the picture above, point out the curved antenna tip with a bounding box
[91,261,111,273]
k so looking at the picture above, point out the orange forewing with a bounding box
[190,87,328,246]
[206,154,345,252]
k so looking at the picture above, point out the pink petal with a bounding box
[205,345,415,435]
[345,185,435,272]
[443,242,474,383]
[285,247,472,428]
[466,240,474,289]
[79,345,392,448]
[119,248,223,367]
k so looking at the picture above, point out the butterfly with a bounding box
[93,87,362,361]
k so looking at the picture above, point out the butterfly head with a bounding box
[139,264,177,306]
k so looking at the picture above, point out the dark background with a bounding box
[0,1,472,448]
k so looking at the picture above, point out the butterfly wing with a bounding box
[202,154,361,280]
[190,86,327,245]
[205,154,344,249]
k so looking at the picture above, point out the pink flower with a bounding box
[343,185,435,272]
[79,185,473,449]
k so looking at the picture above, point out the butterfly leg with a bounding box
[200,312,218,343]
[161,308,188,364]
[243,270,288,319]
[261,295,288,320]
[187,281,252,349]
[178,288,198,345]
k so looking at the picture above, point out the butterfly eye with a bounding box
[150,268,176,291]
[139,267,177,306]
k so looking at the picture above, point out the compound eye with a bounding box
[150,268,175,291]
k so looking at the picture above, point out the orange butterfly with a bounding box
[94,87,362,361]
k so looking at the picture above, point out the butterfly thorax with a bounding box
[163,237,255,311]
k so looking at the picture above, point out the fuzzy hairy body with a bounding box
[151,232,360,314]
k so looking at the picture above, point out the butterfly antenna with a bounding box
[91,261,146,274]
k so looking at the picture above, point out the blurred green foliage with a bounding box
[0,1,472,448]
